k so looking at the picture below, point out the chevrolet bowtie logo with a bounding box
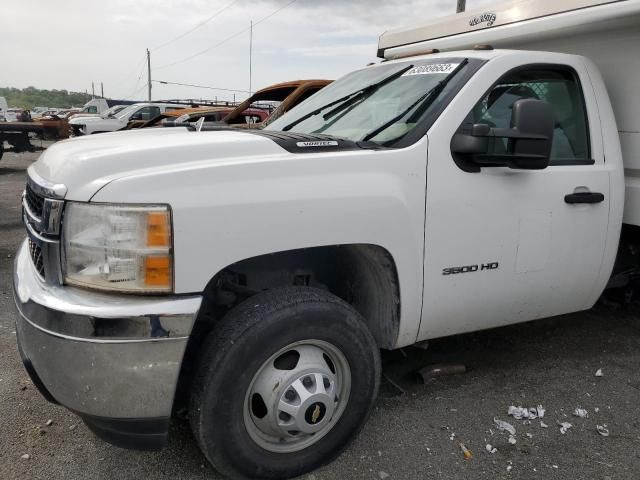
[311,405,321,423]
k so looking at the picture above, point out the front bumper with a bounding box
[13,239,202,449]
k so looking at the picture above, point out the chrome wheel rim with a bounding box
[243,339,351,453]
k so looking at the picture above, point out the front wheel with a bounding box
[190,287,380,479]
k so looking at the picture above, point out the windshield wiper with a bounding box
[361,59,469,143]
[282,64,414,132]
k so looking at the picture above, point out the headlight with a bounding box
[62,203,173,293]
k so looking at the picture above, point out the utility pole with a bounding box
[249,20,253,95]
[147,48,152,101]
[456,0,466,13]
[101,82,104,98]
[91,82,95,98]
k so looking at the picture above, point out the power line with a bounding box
[153,79,251,94]
[151,0,241,51]
[125,63,147,99]
[155,0,299,71]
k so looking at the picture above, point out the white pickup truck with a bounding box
[68,102,184,135]
[13,1,640,478]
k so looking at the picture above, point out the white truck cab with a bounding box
[12,1,640,479]
[69,102,183,135]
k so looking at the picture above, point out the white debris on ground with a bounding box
[45,419,53,426]
[494,418,516,436]
[525,433,533,439]
[20,454,30,460]
[595,368,604,377]
[540,421,549,428]
[596,425,610,437]
[508,405,545,420]
[558,422,572,434]
[486,444,497,454]
[573,408,588,418]
[508,435,517,445]
[379,471,390,479]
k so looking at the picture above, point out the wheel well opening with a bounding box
[204,244,400,345]
[173,244,400,414]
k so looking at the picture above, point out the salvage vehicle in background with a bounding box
[222,79,332,128]
[126,106,269,130]
[122,106,237,130]
[13,0,640,479]
[5,108,26,122]
[69,104,128,122]
[79,98,139,115]
[69,102,185,135]
[30,106,48,117]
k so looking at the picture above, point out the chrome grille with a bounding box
[28,239,45,277]
[25,183,45,219]
[23,172,66,284]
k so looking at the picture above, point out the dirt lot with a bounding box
[1,148,640,480]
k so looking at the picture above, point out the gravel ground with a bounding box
[1,147,640,480]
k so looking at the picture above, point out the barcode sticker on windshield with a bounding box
[402,63,460,76]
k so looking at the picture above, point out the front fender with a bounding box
[91,139,429,346]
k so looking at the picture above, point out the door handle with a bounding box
[564,192,605,204]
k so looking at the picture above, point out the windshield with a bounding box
[101,105,126,118]
[267,58,470,145]
[115,105,139,120]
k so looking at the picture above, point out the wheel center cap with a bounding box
[305,402,327,425]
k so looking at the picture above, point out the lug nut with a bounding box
[279,412,290,421]
[302,376,313,388]
[285,389,296,401]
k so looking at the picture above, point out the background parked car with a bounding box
[69,102,186,135]
[223,79,332,128]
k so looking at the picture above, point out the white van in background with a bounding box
[80,98,110,115]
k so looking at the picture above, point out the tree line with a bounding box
[0,86,92,109]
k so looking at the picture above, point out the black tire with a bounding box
[190,287,380,480]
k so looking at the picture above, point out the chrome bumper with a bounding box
[13,239,202,446]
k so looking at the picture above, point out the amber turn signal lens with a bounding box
[144,256,172,287]
[147,211,171,247]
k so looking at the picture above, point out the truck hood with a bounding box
[31,128,289,200]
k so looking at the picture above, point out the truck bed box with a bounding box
[379,0,640,225]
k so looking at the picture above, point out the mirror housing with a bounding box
[451,98,555,172]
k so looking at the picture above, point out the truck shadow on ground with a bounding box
[157,301,639,478]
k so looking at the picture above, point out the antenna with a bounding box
[147,48,152,101]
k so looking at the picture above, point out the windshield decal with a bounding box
[402,63,460,76]
[296,140,339,147]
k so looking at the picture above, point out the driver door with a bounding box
[419,60,611,340]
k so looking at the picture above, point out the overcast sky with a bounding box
[3,0,493,103]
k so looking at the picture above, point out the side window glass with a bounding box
[471,68,590,165]
[136,106,160,120]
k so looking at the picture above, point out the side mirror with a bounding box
[451,98,555,172]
